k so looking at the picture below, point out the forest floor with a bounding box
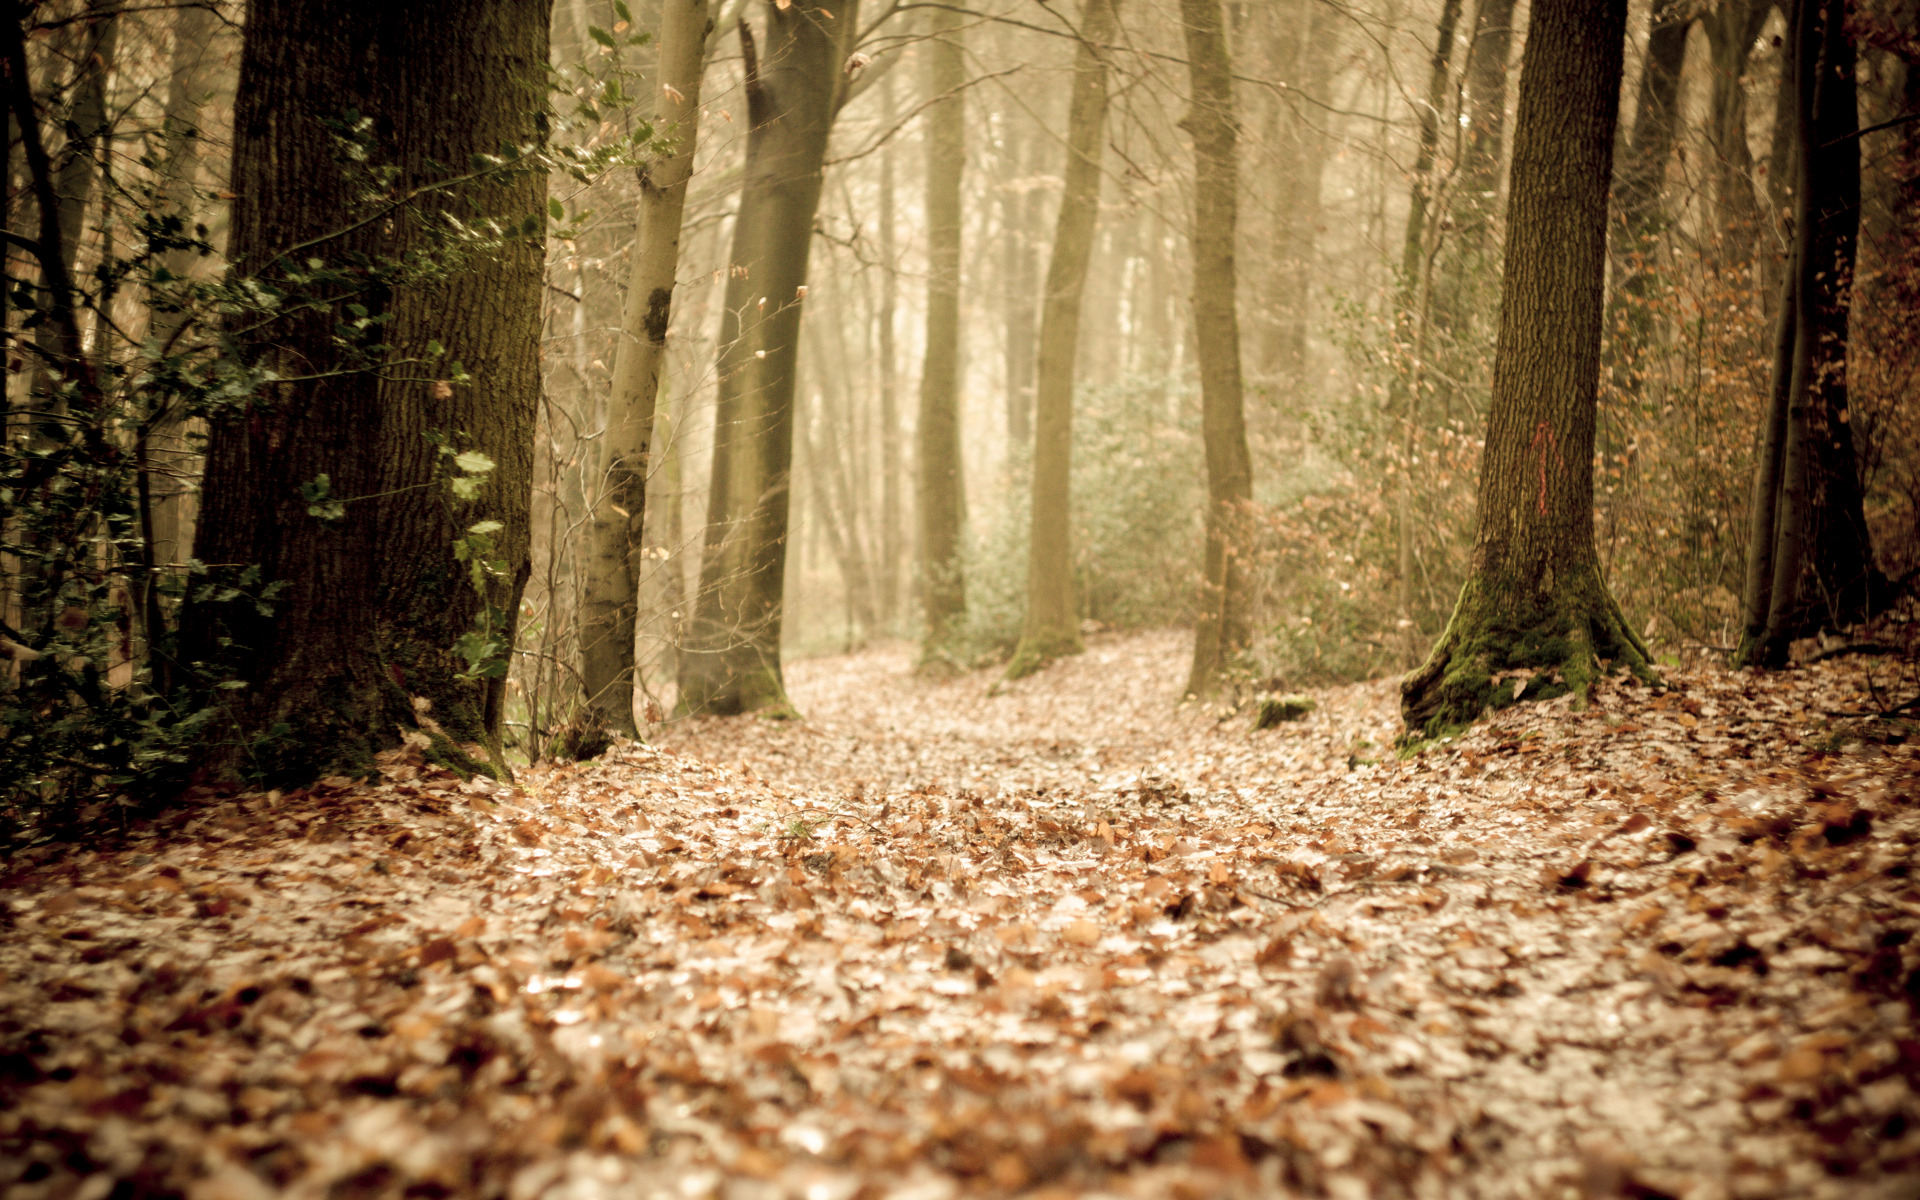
[5,631,1920,1200]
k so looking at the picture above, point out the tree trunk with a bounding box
[677,2,856,715]
[144,2,221,580]
[578,0,711,737]
[1392,0,1464,620]
[1402,0,1651,738]
[1262,0,1334,384]
[185,0,551,785]
[1431,0,1515,337]
[1455,0,1517,244]
[1701,0,1772,273]
[1179,0,1253,698]
[1001,124,1040,452]
[877,89,902,627]
[1004,0,1121,680]
[917,4,968,667]
[1604,0,1689,397]
[1740,0,1877,665]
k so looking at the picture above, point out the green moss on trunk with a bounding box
[1401,567,1654,739]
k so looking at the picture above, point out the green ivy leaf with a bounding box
[588,24,617,48]
[454,450,496,476]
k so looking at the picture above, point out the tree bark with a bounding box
[917,4,968,667]
[1004,0,1121,680]
[1402,0,1651,737]
[1740,0,1878,665]
[185,0,551,785]
[578,0,712,737]
[676,1,857,715]
[1179,0,1253,698]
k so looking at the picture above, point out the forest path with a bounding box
[5,634,1919,1200]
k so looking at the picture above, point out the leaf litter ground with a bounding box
[5,630,1920,1200]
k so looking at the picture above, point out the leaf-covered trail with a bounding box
[5,633,1919,1200]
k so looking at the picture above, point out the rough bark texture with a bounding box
[1402,0,1651,738]
[579,0,712,737]
[916,5,968,667]
[186,0,550,784]
[677,1,854,715]
[1179,0,1253,698]
[1740,0,1878,665]
[1004,0,1120,680]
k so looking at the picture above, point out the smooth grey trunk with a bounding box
[579,0,713,736]
[917,4,968,665]
[877,89,902,627]
[1005,0,1121,679]
[677,1,856,715]
[1179,0,1254,697]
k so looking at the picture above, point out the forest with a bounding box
[3,0,1920,1194]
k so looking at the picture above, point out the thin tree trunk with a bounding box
[1180,0,1253,698]
[677,0,856,715]
[1001,122,1040,452]
[1431,0,1515,336]
[145,2,220,583]
[1393,0,1464,620]
[1004,0,1121,680]
[579,0,712,737]
[1701,0,1771,272]
[917,4,967,666]
[1604,0,1689,397]
[877,89,902,628]
[1402,0,1651,736]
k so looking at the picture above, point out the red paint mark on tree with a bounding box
[1528,421,1565,516]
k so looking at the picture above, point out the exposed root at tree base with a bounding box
[1402,572,1656,739]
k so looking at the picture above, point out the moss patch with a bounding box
[1402,566,1655,740]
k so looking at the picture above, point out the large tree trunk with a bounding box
[185,0,551,785]
[676,2,855,716]
[1004,0,1121,680]
[917,5,968,667]
[1738,0,1878,665]
[1179,0,1253,698]
[1402,0,1651,738]
[578,0,712,737]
